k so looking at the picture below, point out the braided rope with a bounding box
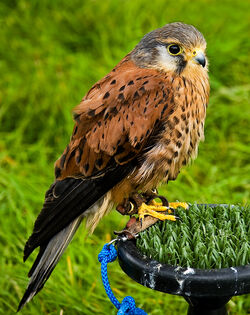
[98,243,147,315]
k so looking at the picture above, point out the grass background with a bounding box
[0,0,249,314]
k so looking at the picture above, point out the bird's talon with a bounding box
[128,202,135,214]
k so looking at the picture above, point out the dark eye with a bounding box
[168,44,182,56]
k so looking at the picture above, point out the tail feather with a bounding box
[17,215,83,312]
[18,161,136,311]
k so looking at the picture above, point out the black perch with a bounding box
[117,204,250,315]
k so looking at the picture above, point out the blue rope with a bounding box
[98,243,147,315]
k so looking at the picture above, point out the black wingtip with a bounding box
[17,303,22,312]
[17,294,28,312]
[17,279,39,312]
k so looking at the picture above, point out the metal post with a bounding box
[187,305,227,315]
[184,296,230,315]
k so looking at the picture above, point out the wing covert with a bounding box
[56,56,175,179]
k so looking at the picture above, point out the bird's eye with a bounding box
[167,44,182,56]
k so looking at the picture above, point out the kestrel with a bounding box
[18,22,209,310]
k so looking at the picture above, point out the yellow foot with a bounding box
[138,203,177,222]
[169,202,189,210]
[149,200,189,213]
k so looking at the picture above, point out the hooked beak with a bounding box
[193,51,206,68]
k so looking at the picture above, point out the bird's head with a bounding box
[132,22,208,78]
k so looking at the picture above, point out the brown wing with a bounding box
[55,55,175,179]
[24,56,176,260]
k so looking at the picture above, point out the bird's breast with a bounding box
[132,76,208,191]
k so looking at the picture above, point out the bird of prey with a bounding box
[18,22,209,310]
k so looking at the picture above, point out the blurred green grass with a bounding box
[0,0,249,314]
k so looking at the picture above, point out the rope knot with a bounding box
[98,243,117,264]
[118,296,136,315]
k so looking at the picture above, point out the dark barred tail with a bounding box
[18,161,135,311]
[17,215,83,311]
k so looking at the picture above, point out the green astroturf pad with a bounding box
[136,204,250,269]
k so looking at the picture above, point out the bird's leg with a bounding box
[116,191,159,216]
[129,191,176,222]
[138,203,177,223]
[142,189,171,211]
[137,190,189,224]
[116,198,133,215]
[142,189,188,211]
[116,190,189,225]
[116,193,146,216]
